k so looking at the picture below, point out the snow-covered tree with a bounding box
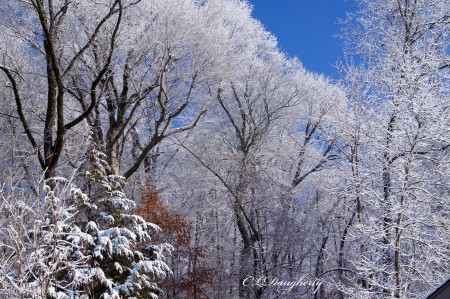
[0,176,93,298]
[336,0,450,297]
[0,137,172,298]
[72,137,172,298]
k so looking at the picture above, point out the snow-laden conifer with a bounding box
[75,136,172,298]
[0,137,172,298]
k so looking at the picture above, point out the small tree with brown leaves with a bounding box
[135,187,217,299]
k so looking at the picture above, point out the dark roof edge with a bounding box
[423,276,450,299]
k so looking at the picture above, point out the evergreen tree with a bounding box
[75,137,173,298]
[31,177,93,298]
[0,137,172,298]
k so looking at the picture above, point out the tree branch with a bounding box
[62,1,122,78]
[63,0,123,131]
[0,66,45,169]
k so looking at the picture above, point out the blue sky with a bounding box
[249,0,357,77]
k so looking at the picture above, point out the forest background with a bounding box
[0,0,448,298]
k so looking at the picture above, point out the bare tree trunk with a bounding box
[314,235,328,299]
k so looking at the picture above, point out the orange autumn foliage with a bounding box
[135,187,217,299]
[135,187,191,249]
